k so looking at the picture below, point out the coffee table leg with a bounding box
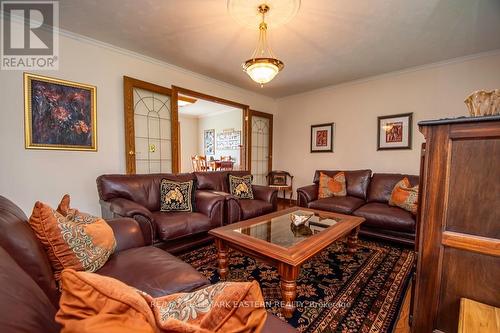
[214,239,229,280]
[278,264,299,318]
[347,226,360,254]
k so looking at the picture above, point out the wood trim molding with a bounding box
[172,85,249,109]
[442,231,500,257]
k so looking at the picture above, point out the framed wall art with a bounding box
[377,113,412,150]
[24,73,97,151]
[204,129,215,155]
[310,123,334,153]
[216,129,241,150]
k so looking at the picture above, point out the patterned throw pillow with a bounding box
[56,270,267,333]
[389,177,419,214]
[229,175,254,199]
[160,179,194,212]
[28,195,116,282]
[318,172,347,199]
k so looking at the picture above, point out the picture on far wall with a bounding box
[216,129,241,150]
[377,113,413,150]
[24,73,97,151]
[310,123,334,153]
[204,129,215,155]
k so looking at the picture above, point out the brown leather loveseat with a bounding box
[297,170,419,246]
[97,171,278,253]
[0,195,296,333]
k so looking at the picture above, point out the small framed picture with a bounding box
[311,123,334,153]
[24,73,97,151]
[377,113,412,150]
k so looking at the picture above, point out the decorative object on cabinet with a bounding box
[267,170,294,205]
[216,129,241,150]
[204,129,215,155]
[310,123,334,153]
[411,115,500,333]
[377,113,412,150]
[464,89,500,117]
[24,73,97,151]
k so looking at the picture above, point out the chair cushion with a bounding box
[152,211,214,241]
[308,196,365,214]
[238,200,273,220]
[229,175,254,199]
[97,246,209,297]
[318,172,346,198]
[0,246,61,333]
[368,173,419,203]
[354,202,416,233]
[159,179,194,212]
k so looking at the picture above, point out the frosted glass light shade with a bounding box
[243,58,284,85]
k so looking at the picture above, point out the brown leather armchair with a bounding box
[97,173,226,253]
[0,195,296,333]
[297,170,418,246]
[195,170,278,224]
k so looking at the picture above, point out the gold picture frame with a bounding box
[24,73,97,151]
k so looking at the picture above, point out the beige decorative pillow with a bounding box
[389,177,419,214]
[28,195,116,281]
[318,172,347,199]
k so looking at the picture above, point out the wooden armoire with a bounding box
[411,115,500,332]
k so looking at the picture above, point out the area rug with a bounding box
[178,239,415,333]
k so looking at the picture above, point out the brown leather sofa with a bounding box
[0,195,296,333]
[97,171,278,252]
[194,170,278,223]
[297,170,418,246]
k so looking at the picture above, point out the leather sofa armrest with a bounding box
[106,218,146,252]
[252,185,278,210]
[297,184,319,207]
[195,190,225,224]
[100,199,155,245]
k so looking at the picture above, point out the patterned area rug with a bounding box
[178,239,415,333]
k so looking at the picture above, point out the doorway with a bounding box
[172,86,250,173]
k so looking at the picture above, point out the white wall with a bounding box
[274,52,500,197]
[198,110,243,167]
[0,21,276,216]
[179,115,199,173]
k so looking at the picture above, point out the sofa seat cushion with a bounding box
[238,199,273,220]
[97,246,209,297]
[354,202,415,233]
[308,196,365,214]
[152,211,213,241]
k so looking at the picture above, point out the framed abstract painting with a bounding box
[310,123,334,153]
[377,113,412,150]
[24,73,97,151]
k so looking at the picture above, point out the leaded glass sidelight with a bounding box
[251,115,270,185]
[133,88,172,174]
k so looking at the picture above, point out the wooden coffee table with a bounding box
[209,207,365,318]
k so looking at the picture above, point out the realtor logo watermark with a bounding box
[1,0,59,70]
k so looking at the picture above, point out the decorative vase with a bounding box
[464,89,500,117]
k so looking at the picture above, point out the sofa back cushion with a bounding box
[0,246,61,333]
[195,171,250,193]
[313,170,372,200]
[368,173,420,203]
[0,196,59,306]
[97,173,196,211]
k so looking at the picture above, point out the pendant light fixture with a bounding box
[242,4,284,87]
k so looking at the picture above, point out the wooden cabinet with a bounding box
[412,116,500,333]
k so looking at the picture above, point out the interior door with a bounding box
[249,110,273,185]
[124,76,179,174]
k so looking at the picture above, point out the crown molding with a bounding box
[278,48,500,100]
[3,12,275,102]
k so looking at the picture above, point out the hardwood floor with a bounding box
[276,199,412,333]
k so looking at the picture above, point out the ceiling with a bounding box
[58,0,500,98]
[179,97,241,117]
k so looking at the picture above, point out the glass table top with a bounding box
[233,210,344,248]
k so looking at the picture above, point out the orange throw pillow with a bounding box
[389,178,419,214]
[142,280,267,333]
[318,172,347,199]
[28,195,116,282]
[56,269,157,333]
